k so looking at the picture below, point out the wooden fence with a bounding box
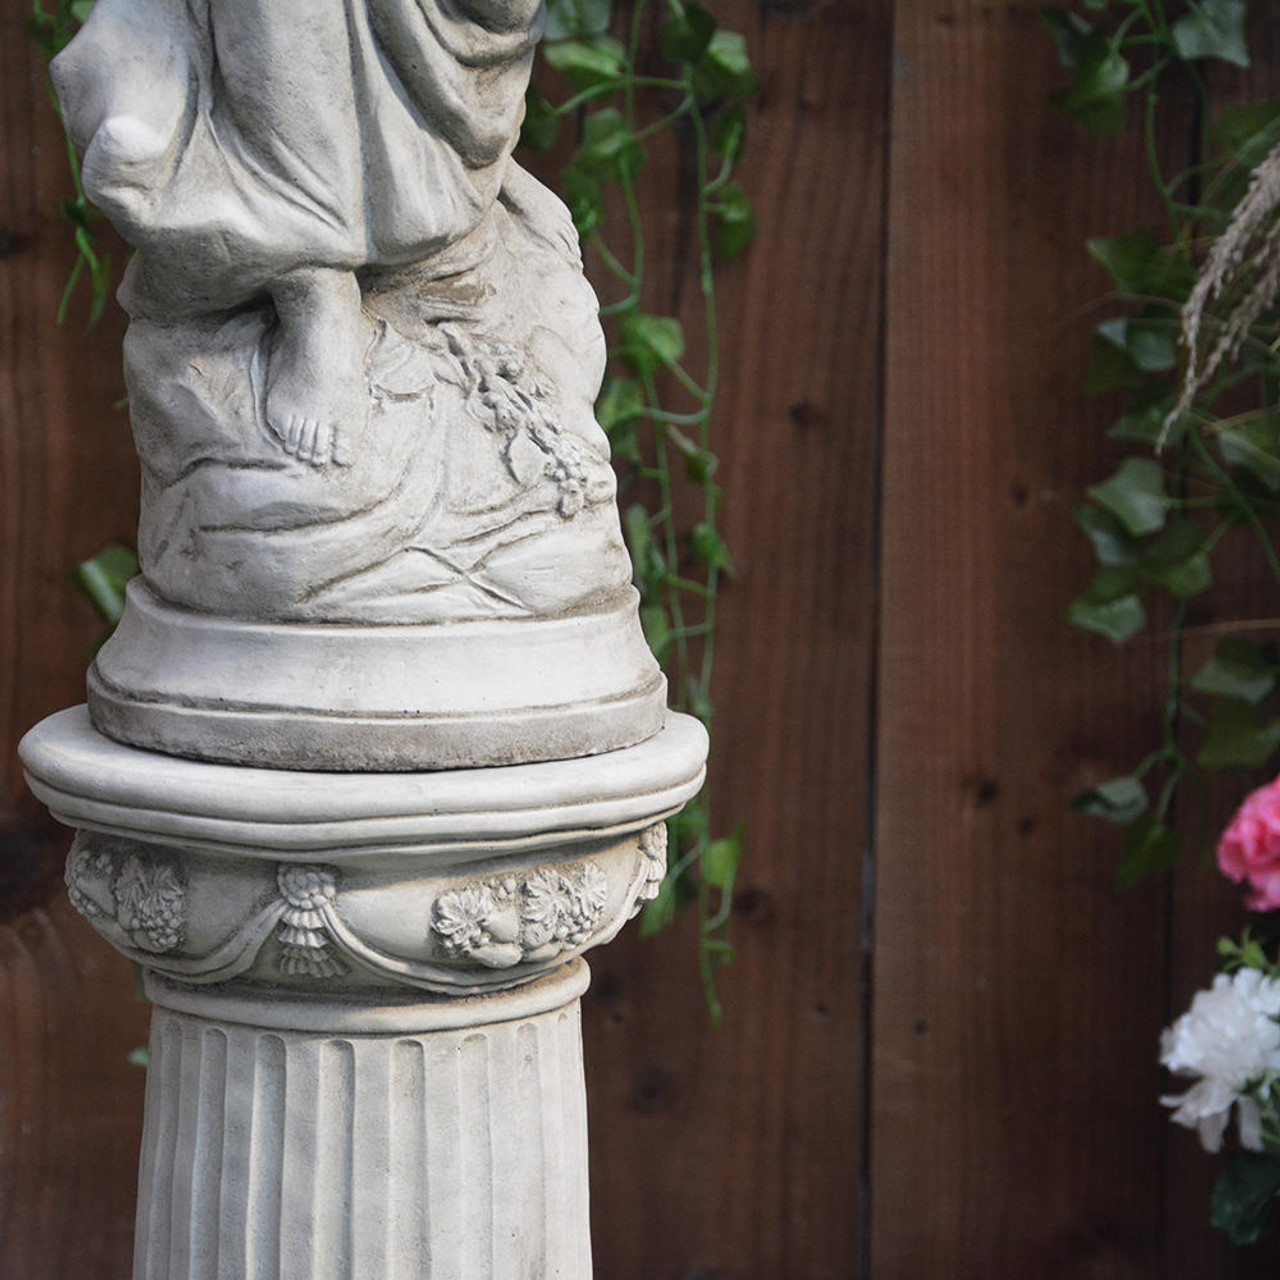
[6,0,1280,1275]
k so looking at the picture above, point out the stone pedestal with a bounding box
[31,4,711,1271]
[134,969,590,1280]
[21,707,708,1279]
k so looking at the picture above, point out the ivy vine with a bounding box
[1046,0,1280,888]
[30,0,759,1018]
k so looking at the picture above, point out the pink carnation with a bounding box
[1218,775,1280,910]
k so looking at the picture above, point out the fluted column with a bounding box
[133,967,590,1280]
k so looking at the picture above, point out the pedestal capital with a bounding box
[22,707,706,1003]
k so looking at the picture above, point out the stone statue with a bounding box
[50,0,665,769]
[24,7,713,1273]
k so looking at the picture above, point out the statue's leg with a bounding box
[207,0,362,225]
[265,268,368,468]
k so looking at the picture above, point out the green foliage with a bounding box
[523,0,761,1019]
[30,0,112,325]
[1052,3,1280,926]
[68,543,137,652]
[1212,1153,1280,1245]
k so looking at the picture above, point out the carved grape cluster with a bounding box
[66,838,186,954]
[431,861,609,967]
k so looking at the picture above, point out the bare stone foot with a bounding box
[265,268,367,468]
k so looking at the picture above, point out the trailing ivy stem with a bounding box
[1189,429,1280,588]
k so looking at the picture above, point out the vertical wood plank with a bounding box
[1,5,149,1277]
[874,1,1176,1273]
[581,3,887,1277]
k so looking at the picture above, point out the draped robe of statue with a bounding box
[57,0,543,312]
[48,0,666,770]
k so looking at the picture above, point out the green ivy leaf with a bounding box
[663,424,718,484]
[641,603,672,661]
[1211,1152,1280,1245]
[624,502,661,583]
[1109,401,1183,446]
[1066,593,1146,643]
[519,88,560,152]
[1220,422,1280,492]
[703,825,744,890]
[574,107,646,180]
[1095,317,1177,375]
[1071,775,1149,823]
[710,103,747,163]
[683,673,714,724]
[1087,231,1194,300]
[661,1,716,64]
[1087,457,1170,537]
[693,31,760,102]
[711,180,757,259]
[1197,699,1280,770]
[563,166,604,238]
[1066,567,1146,644]
[68,543,138,625]
[1049,31,1130,135]
[1192,639,1277,705]
[1172,0,1249,68]
[544,0,612,41]
[1118,814,1180,886]
[689,521,733,572]
[597,377,643,431]
[1039,6,1093,69]
[1072,503,1139,566]
[597,378,642,463]
[1212,104,1280,169]
[543,35,626,90]
[639,873,678,936]
[619,311,686,376]
[1139,518,1211,598]
[1086,327,1145,395]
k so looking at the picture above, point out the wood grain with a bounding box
[579,4,886,1276]
[873,1,1179,1274]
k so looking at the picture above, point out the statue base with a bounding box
[87,581,667,771]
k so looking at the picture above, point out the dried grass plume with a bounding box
[1165,139,1280,448]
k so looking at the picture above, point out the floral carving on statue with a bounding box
[65,836,186,954]
[277,865,346,978]
[431,862,610,969]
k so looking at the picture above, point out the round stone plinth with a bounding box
[87,581,667,771]
[20,707,707,998]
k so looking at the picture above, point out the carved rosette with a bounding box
[63,823,671,998]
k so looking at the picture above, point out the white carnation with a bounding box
[1161,969,1280,1153]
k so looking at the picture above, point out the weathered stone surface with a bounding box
[51,0,663,770]
[21,709,706,1279]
